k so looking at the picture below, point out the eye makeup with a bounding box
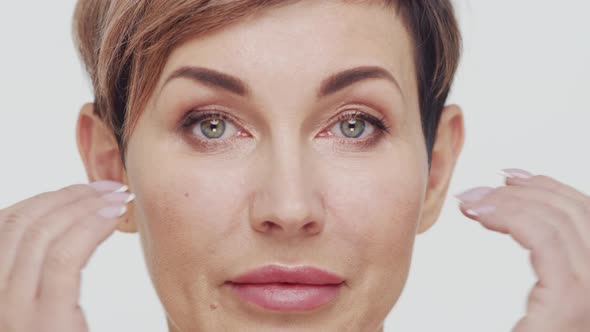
[178,106,392,152]
[178,109,249,151]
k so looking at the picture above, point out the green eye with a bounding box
[200,118,226,139]
[340,118,366,138]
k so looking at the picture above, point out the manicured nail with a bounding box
[465,205,497,216]
[96,205,128,219]
[498,168,533,179]
[101,192,135,204]
[88,180,128,193]
[454,187,494,203]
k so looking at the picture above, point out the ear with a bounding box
[416,104,465,234]
[76,102,137,233]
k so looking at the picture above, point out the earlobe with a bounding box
[75,102,138,233]
[416,104,465,234]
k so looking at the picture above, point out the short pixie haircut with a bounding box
[72,0,462,169]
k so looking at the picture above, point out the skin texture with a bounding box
[0,1,590,332]
[0,1,587,331]
[76,1,465,331]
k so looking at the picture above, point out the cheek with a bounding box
[324,163,423,254]
[131,157,245,286]
[319,155,424,323]
[321,154,425,284]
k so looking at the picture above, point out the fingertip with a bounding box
[88,180,127,193]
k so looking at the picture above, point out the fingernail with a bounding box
[465,205,497,216]
[96,205,128,219]
[454,187,494,203]
[88,180,128,193]
[498,168,533,179]
[101,192,135,204]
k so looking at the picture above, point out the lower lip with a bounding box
[227,282,343,311]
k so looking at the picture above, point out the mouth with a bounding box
[225,264,345,311]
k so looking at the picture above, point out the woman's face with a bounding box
[88,1,458,331]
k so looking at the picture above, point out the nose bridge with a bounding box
[268,132,313,224]
[250,127,323,237]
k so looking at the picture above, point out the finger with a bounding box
[38,203,130,305]
[0,181,127,285]
[503,170,590,205]
[6,191,133,301]
[508,171,590,231]
[461,185,590,279]
[512,315,552,332]
[0,180,127,221]
[460,192,577,289]
[505,186,590,278]
[501,179,590,274]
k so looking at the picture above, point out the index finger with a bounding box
[0,180,128,284]
[0,180,127,224]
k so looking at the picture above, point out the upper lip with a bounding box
[228,264,345,285]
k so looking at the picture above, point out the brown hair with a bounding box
[72,0,461,170]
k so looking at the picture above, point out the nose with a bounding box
[249,138,325,240]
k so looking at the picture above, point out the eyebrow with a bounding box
[159,65,403,100]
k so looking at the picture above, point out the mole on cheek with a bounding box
[184,192,189,198]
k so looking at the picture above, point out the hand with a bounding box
[0,181,134,332]
[455,168,590,332]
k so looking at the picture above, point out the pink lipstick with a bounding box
[226,264,345,311]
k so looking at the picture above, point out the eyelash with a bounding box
[179,108,392,148]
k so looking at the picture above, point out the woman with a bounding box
[0,0,588,331]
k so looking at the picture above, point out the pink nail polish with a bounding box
[101,192,135,203]
[88,180,128,193]
[454,187,494,203]
[96,205,128,219]
[466,205,496,216]
[499,168,533,179]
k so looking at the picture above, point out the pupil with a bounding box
[340,119,364,138]
[201,118,225,139]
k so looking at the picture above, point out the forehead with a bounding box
[157,0,417,105]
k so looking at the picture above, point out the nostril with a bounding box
[262,221,278,231]
[304,221,321,234]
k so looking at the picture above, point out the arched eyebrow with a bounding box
[159,65,404,101]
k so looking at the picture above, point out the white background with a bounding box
[1,1,589,331]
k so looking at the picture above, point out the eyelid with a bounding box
[179,106,268,135]
[180,105,390,146]
[181,107,234,127]
[180,108,246,145]
[325,105,392,135]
